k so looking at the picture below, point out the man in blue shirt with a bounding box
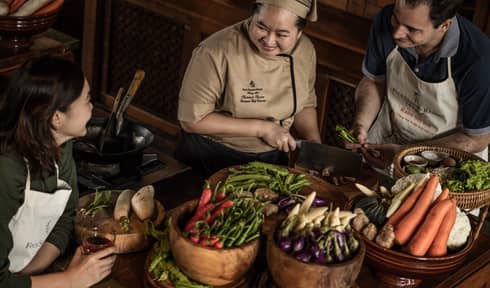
[348,0,490,167]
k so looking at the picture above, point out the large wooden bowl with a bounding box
[266,232,365,288]
[169,200,260,287]
[0,10,59,51]
[360,206,488,287]
[75,191,165,254]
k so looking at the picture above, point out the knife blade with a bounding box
[294,140,362,178]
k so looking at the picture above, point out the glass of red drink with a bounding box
[82,227,114,254]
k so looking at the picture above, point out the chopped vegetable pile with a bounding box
[446,160,490,192]
[146,220,209,288]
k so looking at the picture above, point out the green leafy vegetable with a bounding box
[336,125,358,144]
[446,160,490,192]
[81,190,112,216]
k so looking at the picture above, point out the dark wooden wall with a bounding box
[81,0,490,147]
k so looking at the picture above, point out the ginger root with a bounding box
[375,224,395,249]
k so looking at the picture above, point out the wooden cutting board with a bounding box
[75,190,165,254]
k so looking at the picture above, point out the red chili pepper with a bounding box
[214,241,224,249]
[216,191,226,201]
[199,238,209,246]
[206,200,234,224]
[197,181,212,209]
[189,234,200,243]
[184,203,215,231]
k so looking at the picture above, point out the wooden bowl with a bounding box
[75,190,165,254]
[0,10,59,51]
[266,232,365,288]
[169,200,260,287]
[360,206,488,287]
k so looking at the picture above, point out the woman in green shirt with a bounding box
[0,57,116,288]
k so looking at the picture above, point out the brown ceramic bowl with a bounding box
[169,200,260,287]
[360,229,475,287]
[0,10,59,51]
[266,232,365,288]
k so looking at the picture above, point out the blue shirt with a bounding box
[363,4,490,135]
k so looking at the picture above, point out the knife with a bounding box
[115,70,146,135]
[294,140,362,178]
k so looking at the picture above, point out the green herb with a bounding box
[336,125,358,144]
[446,160,490,192]
[81,190,112,216]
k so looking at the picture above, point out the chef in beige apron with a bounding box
[176,0,321,175]
[368,45,488,161]
[8,161,72,273]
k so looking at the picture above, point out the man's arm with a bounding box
[353,76,386,143]
[422,130,490,154]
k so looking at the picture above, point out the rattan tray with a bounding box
[393,146,489,209]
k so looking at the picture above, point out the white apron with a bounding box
[8,161,72,273]
[368,46,488,160]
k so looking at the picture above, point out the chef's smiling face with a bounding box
[249,4,303,56]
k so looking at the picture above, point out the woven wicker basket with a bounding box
[393,146,489,209]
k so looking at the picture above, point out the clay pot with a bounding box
[266,232,365,288]
[0,11,59,52]
[361,230,474,287]
[169,200,259,287]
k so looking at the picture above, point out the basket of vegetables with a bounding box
[168,192,261,287]
[350,173,488,287]
[267,192,365,288]
[393,146,490,209]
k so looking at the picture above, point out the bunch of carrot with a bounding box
[387,175,458,257]
[3,0,63,16]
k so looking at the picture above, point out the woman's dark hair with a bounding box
[252,3,307,30]
[400,0,464,28]
[0,57,85,175]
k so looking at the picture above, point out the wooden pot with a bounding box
[266,233,365,288]
[75,190,165,254]
[169,200,259,287]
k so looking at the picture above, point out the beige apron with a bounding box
[8,161,72,273]
[368,46,488,160]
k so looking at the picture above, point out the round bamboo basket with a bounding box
[393,146,489,209]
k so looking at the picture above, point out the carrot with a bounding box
[394,175,439,245]
[427,199,457,257]
[432,187,449,205]
[405,198,454,256]
[33,0,63,15]
[387,186,424,226]
[8,0,27,14]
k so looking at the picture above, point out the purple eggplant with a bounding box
[314,249,326,265]
[295,251,312,263]
[277,197,297,210]
[312,196,328,207]
[333,232,345,262]
[292,235,305,252]
[334,230,346,252]
[278,236,293,253]
[309,242,322,259]
[312,227,322,239]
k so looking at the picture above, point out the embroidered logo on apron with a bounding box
[240,80,266,103]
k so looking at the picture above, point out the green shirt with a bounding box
[0,141,79,288]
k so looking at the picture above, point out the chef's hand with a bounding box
[64,246,117,288]
[356,143,402,169]
[259,121,296,152]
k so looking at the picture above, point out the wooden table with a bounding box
[79,169,489,288]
